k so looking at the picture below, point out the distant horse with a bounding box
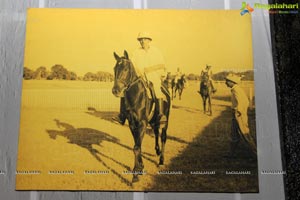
[112,51,171,183]
[172,75,186,100]
[199,72,213,115]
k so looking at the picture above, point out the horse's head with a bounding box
[112,50,137,97]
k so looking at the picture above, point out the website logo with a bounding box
[240,2,254,16]
[240,2,299,16]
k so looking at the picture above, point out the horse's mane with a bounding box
[120,56,139,81]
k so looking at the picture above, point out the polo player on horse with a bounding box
[201,64,217,93]
[113,32,167,126]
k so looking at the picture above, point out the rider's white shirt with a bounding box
[131,46,165,76]
[131,46,166,98]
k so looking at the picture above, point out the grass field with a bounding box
[16,80,258,192]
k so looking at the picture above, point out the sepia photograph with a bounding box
[16,9,257,192]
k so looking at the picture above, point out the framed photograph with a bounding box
[17,8,258,192]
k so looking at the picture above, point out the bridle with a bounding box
[114,58,140,92]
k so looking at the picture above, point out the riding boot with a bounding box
[156,98,167,125]
[112,97,126,125]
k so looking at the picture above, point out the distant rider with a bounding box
[201,64,216,93]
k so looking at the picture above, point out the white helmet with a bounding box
[137,32,152,41]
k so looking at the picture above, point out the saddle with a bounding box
[140,79,170,123]
[141,79,170,100]
[141,79,155,99]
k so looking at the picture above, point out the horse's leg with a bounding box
[208,94,212,115]
[168,86,172,99]
[178,89,181,100]
[154,99,169,165]
[202,95,206,114]
[174,87,177,98]
[159,127,167,165]
[210,99,212,115]
[154,128,161,156]
[130,120,146,182]
[172,87,174,100]
[205,96,207,113]
[180,88,183,100]
[153,97,167,156]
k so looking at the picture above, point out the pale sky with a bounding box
[24,9,253,76]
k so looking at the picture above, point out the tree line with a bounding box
[186,70,254,81]
[23,65,254,82]
[23,65,113,82]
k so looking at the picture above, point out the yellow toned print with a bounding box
[17,9,257,191]
[24,9,253,75]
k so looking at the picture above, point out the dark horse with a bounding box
[112,51,171,183]
[172,75,186,100]
[199,72,213,115]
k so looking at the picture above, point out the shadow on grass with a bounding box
[86,107,119,123]
[172,94,228,115]
[148,107,258,192]
[172,105,202,113]
[87,107,189,145]
[213,95,231,102]
[46,119,133,186]
[46,119,160,187]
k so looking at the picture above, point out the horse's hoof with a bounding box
[132,175,139,183]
